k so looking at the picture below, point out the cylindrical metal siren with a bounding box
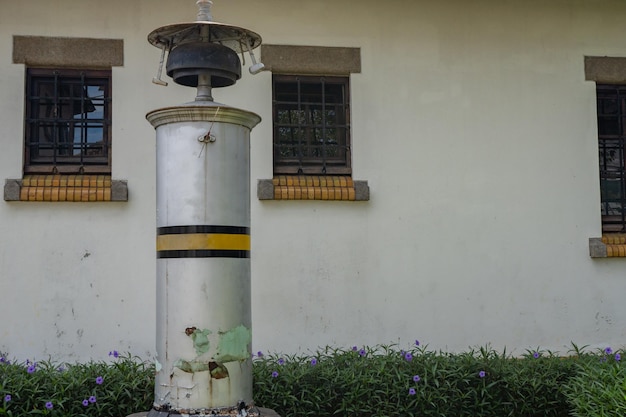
[166,42,241,88]
[146,104,260,416]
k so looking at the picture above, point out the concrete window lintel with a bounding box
[261,45,360,75]
[13,35,123,68]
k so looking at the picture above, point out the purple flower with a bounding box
[404,352,413,362]
[0,357,5,364]
[615,353,621,361]
[57,366,65,372]
[278,358,285,365]
[605,347,613,355]
[478,370,486,378]
[310,358,317,366]
[408,388,416,395]
[95,376,104,385]
[108,350,119,358]
[27,364,36,374]
[89,396,96,404]
[359,349,366,357]
[413,375,421,382]
[352,346,358,351]
[4,394,11,402]
[271,371,279,378]
[45,401,54,410]
[82,399,89,407]
[533,351,540,359]
[256,351,263,358]
[415,340,420,346]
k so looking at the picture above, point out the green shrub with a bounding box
[0,352,153,416]
[1,344,624,417]
[564,347,626,417]
[252,344,604,417]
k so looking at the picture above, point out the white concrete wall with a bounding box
[0,0,625,362]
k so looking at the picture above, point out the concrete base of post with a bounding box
[126,408,280,417]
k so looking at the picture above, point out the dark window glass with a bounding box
[25,68,111,174]
[597,85,626,232]
[272,75,351,175]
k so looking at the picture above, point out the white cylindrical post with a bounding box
[146,104,260,415]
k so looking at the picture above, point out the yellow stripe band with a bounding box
[156,225,250,259]
[157,233,250,252]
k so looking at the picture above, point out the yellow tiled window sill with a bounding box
[589,234,626,258]
[4,175,128,202]
[257,176,369,201]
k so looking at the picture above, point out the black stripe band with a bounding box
[157,225,250,235]
[157,250,250,259]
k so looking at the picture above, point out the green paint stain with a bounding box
[173,359,209,372]
[215,325,251,362]
[190,328,211,356]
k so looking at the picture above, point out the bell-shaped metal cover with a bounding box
[166,41,242,88]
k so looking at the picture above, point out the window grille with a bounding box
[597,84,626,232]
[25,68,111,173]
[272,75,351,175]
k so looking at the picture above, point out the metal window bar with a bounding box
[52,71,60,166]
[321,77,326,174]
[597,85,626,232]
[79,71,86,166]
[297,76,303,173]
[272,75,351,175]
[25,69,111,173]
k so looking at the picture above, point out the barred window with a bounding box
[272,75,351,175]
[597,84,626,233]
[25,68,111,174]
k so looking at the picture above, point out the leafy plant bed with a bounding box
[0,352,153,417]
[0,344,624,416]
[252,343,626,417]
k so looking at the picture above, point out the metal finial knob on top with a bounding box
[196,0,213,21]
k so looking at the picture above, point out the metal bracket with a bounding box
[198,132,216,143]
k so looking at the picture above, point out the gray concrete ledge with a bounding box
[257,179,369,201]
[261,44,360,75]
[3,178,128,202]
[589,237,607,258]
[354,180,370,201]
[13,35,123,67]
[3,179,21,201]
[585,56,626,83]
[257,179,275,200]
[111,180,129,201]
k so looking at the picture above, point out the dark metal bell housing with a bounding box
[166,41,241,88]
